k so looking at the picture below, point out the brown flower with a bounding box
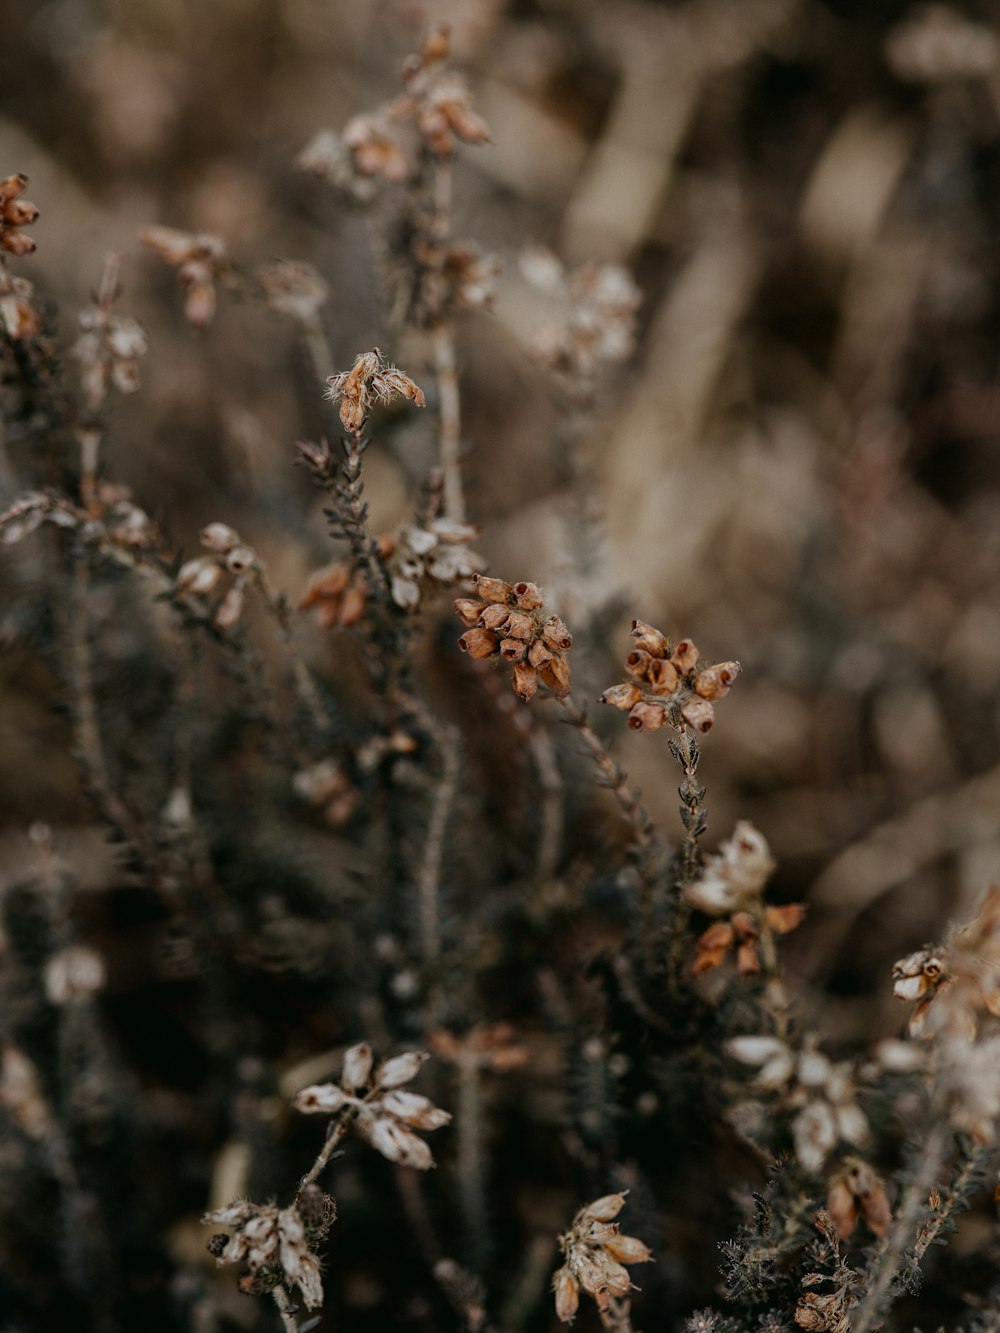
[325,348,425,437]
[455,577,572,701]
[553,1193,652,1323]
[139,225,228,327]
[0,174,39,257]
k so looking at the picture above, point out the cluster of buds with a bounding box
[174,521,256,630]
[295,1043,451,1170]
[0,485,156,552]
[298,27,488,200]
[0,174,39,257]
[428,1022,530,1073]
[521,247,641,389]
[417,238,499,313]
[256,259,329,325]
[325,347,425,437]
[552,1193,652,1323]
[726,1035,870,1176]
[139,225,228,327]
[455,576,572,702]
[73,301,147,415]
[0,273,40,339]
[301,516,484,625]
[204,1187,334,1311]
[600,620,739,735]
[684,822,805,975]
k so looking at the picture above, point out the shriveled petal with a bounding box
[294,1083,350,1114]
[366,1113,435,1169]
[376,1051,429,1089]
[381,1089,451,1129]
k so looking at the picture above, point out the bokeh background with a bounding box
[4,0,1000,1327]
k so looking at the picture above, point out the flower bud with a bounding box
[500,638,526,661]
[693,661,741,700]
[295,1083,350,1114]
[504,610,535,641]
[472,575,513,603]
[513,662,538,701]
[214,585,245,630]
[581,1193,628,1223]
[453,597,486,627]
[542,616,572,651]
[553,1266,580,1324]
[225,545,256,574]
[458,627,499,659]
[176,557,223,595]
[514,581,544,609]
[604,1234,652,1264]
[627,701,667,731]
[625,649,651,680]
[630,619,669,656]
[647,658,680,695]
[200,522,241,553]
[366,1114,434,1169]
[671,638,699,673]
[599,682,643,712]
[681,698,714,732]
[376,1051,428,1089]
[480,602,511,631]
[539,656,572,697]
[381,1090,451,1129]
[342,1042,374,1091]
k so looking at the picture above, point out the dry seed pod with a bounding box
[480,602,511,630]
[514,581,544,609]
[539,656,571,697]
[647,658,680,695]
[671,638,699,673]
[599,682,643,712]
[500,638,526,662]
[681,698,714,733]
[513,662,539,701]
[627,701,668,732]
[693,661,741,700]
[376,1051,428,1089]
[625,649,652,680]
[342,1042,374,1091]
[473,574,513,603]
[454,597,486,626]
[630,618,669,656]
[458,627,499,659]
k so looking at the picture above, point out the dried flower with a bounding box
[203,1199,327,1309]
[325,348,426,437]
[140,225,228,327]
[685,822,775,917]
[825,1157,891,1239]
[257,259,329,323]
[455,577,572,701]
[294,1043,450,1170]
[0,174,39,257]
[0,273,40,338]
[553,1193,651,1322]
[73,304,148,414]
[601,619,739,737]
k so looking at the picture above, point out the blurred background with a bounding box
[4,0,1000,1326]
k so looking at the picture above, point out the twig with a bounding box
[417,723,462,968]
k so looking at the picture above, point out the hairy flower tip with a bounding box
[455,577,572,700]
[202,1200,325,1310]
[555,1192,651,1320]
[139,225,227,327]
[0,174,39,256]
[685,821,775,916]
[325,348,425,437]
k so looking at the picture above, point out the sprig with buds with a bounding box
[553,1193,652,1327]
[294,1042,451,1181]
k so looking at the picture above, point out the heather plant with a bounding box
[4,13,1000,1333]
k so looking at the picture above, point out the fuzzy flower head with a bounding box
[0,174,39,257]
[455,576,572,701]
[600,619,739,736]
[295,1042,451,1170]
[325,348,425,437]
[553,1193,652,1323]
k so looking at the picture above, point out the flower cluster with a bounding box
[298,26,489,199]
[455,576,572,701]
[325,348,425,437]
[73,303,148,414]
[295,1043,451,1170]
[0,174,39,257]
[174,521,257,630]
[684,822,805,974]
[726,1035,870,1176]
[256,258,329,324]
[600,620,739,735]
[0,485,157,552]
[204,1189,334,1310]
[552,1192,652,1323]
[521,247,641,389]
[301,515,484,626]
[139,225,228,327]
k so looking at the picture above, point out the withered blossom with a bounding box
[455,576,572,701]
[428,1022,530,1073]
[173,521,257,630]
[203,1196,332,1310]
[140,224,228,327]
[295,1041,451,1170]
[73,304,148,413]
[0,174,39,257]
[553,1193,652,1323]
[600,618,739,736]
[0,273,40,338]
[325,348,425,437]
[825,1157,891,1240]
[256,259,329,323]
